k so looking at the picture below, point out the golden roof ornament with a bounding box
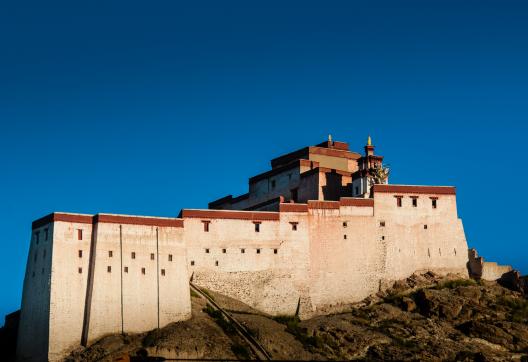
[328,134,333,143]
[367,135,372,146]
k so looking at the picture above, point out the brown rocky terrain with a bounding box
[66,272,528,361]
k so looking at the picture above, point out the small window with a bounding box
[380,221,386,227]
[256,248,261,254]
[77,229,83,240]
[202,220,210,232]
[150,253,155,260]
[35,231,40,244]
[241,248,245,254]
[343,221,347,228]
[78,250,83,258]
[290,222,298,231]
[254,222,261,232]
[141,267,146,275]
[355,186,359,195]
[190,260,195,266]
[432,199,437,209]
[161,269,166,276]
[124,266,128,273]
[274,249,278,254]
[205,248,210,254]
[43,249,46,258]
[343,234,347,240]
[32,271,35,278]
[168,254,173,261]
[271,180,276,189]
[454,248,457,256]
[131,252,136,259]
[381,236,385,240]
[34,252,37,262]
[396,197,402,207]
[44,228,49,241]
[109,250,113,258]
[215,261,219,266]
[78,268,82,274]
[107,266,111,273]
[424,225,428,230]
[41,268,44,274]
[412,197,418,207]
[222,249,226,254]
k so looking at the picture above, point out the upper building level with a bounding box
[209,136,389,211]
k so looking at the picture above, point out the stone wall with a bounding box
[468,248,513,281]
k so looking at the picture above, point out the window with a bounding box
[290,188,298,202]
[290,222,298,231]
[343,234,347,240]
[41,268,44,274]
[241,248,245,254]
[411,197,418,207]
[32,271,35,278]
[78,250,83,258]
[254,222,261,232]
[150,253,155,260]
[274,249,278,254]
[202,220,210,232]
[35,231,40,244]
[43,249,46,258]
[396,196,402,207]
[141,267,146,275]
[190,260,195,266]
[454,248,457,256]
[34,252,37,262]
[78,268,82,274]
[205,248,210,254]
[44,228,49,241]
[424,225,428,230]
[343,221,347,228]
[109,250,113,258]
[124,266,128,273]
[355,186,359,195]
[380,221,386,227]
[432,199,437,209]
[256,248,261,254]
[131,252,136,259]
[107,266,111,273]
[222,249,226,254]
[215,261,219,266]
[161,269,166,276]
[168,254,173,261]
[77,229,83,240]
[271,180,276,189]
[381,236,385,240]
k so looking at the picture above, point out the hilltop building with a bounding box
[17,137,473,361]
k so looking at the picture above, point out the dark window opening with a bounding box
[78,268,82,274]
[382,236,385,240]
[202,220,210,232]
[43,249,46,258]
[109,250,113,257]
[241,248,245,254]
[290,222,298,231]
[424,225,428,229]
[41,268,44,274]
[271,180,276,189]
[35,231,40,244]
[107,266,111,273]
[161,269,166,276]
[34,252,37,262]
[396,197,402,207]
[32,271,35,278]
[290,188,298,202]
[412,197,418,207]
[168,254,173,261]
[355,186,359,195]
[215,261,219,266]
[432,199,437,209]
[205,248,210,254]
[380,221,386,227]
[150,253,155,260]
[141,267,146,275]
[77,229,83,240]
[274,249,278,254]
[131,252,136,259]
[343,235,347,240]
[44,228,49,241]
[222,249,226,253]
[256,248,261,254]
[124,266,128,273]
[343,221,347,228]
[78,250,82,258]
[190,260,195,266]
[254,222,261,232]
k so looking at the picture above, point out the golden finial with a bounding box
[367,135,372,146]
[328,134,333,143]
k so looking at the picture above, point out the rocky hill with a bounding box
[66,272,528,362]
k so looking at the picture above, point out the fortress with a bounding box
[18,137,475,361]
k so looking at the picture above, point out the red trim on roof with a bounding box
[339,198,374,207]
[279,203,309,212]
[181,209,280,221]
[32,213,93,229]
[95,214,183,227]
[373,185,456,195]
[308,200,340,209]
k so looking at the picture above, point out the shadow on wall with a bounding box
[0,310,20,362]
[321,172,351,201]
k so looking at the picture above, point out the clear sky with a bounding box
[0,0,527,319]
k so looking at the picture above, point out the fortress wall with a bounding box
[307,207,383,313]
[48,220,92,361]
[373,189,469,281]
[185,211,311,315]
[248,164,301,205]
[16,224,54,362]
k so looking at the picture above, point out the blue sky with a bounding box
[0,0,527,319]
